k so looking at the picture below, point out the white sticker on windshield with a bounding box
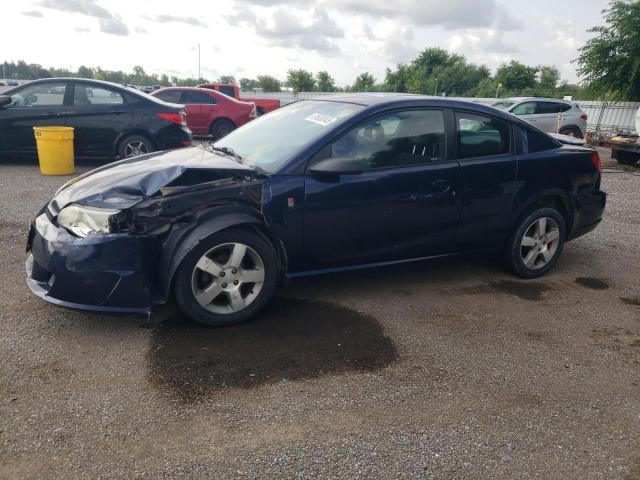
[305,113,338,126]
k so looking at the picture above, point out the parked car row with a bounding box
[0,78,191,160]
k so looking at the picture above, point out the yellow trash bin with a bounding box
[33,126,75,176]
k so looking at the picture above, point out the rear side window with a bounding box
[156,90,181,103]
[456,112,511,159]
[526,128,560,153]
[74,85,123,105]
[181,91,216,104]
[536,102,571,114]
[219,85,235,97]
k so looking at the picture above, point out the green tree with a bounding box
[239,78,257,91]
[256,75,281,92]
[219,75,235,84]
[287,69,316,93]
[495,60,538,92]
[538,66,560,91]
[576,0,640,100]
[316,71,336,92]
[352,72,376,91]
[77,65,94,79]
[383,64,411,92]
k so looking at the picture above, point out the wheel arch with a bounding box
[210,117,236,132]
[507,189,575,249]
[559,124,583,137]
[158,207,287,301]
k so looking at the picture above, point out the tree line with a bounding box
[3,1,638,101]
[0,54,586,99]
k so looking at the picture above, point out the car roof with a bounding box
[505,96,573,105]
[307,92,518,117]
[153,86,254,106]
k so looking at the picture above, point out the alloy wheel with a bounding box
[190,242,265,314]
[124,140,149,158]
[520,217,560,269]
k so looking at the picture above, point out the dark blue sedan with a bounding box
[26,94,606,326]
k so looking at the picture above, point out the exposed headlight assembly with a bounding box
[57,204,121,237]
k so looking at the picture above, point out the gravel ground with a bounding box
[0,154,639,479]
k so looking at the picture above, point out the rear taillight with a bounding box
[156,112,185,125]
[591,150,602,173]
[580,113,588,120]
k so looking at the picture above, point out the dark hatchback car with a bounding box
[26,94,606,326]
[0,78,192,160]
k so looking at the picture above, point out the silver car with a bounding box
[492,97,588,138]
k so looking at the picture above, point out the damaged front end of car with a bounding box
[26,147,274,316]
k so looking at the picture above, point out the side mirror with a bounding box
[308,157,367,176]
[0,95,10,108]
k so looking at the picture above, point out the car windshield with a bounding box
[213,100,364,173]
[491,101,514,110]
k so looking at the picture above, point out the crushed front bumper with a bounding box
[26,212,159,316]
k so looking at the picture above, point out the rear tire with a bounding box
[117,134,154,159]
[174,228,277,327]
[210,119,235,140]
[559,126,582,139]
[504,207,566,279]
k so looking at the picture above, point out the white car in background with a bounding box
[492,97,588,138]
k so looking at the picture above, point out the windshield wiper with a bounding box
[208,144,269,176]
[209,144,243,161]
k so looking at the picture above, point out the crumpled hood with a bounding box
[51,146,255,211]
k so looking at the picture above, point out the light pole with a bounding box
[197,44,201,80]
[495,83,502,98]
[2,62,6,84]
[434,78,438,96]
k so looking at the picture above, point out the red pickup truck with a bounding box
[196,83,280,116]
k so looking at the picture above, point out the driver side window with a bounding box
[9,83,67,108]
[329,109,446,169]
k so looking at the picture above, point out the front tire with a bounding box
[174,229,277,327]
[505,207,566,278]
[559,126,583,139]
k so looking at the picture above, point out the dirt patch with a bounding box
[147,297,398,403]
[575,277,609,290]
[462,280,551,301]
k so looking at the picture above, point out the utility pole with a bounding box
[198,44,201,80]
[434,78,438,96]
[495,83,502,98]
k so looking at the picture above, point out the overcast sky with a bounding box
[4,0,609,85]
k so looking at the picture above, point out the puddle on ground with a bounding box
[575,277,609,290]
[620,297,640,308]
[461,280,551,301]
[147,297,397,403]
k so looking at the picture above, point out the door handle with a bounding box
[111,110,125,115]
[43,112,62,118]
[432,179,451,193]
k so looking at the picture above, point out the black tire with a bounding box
[504,207,566,279]
[256,107,265,117]
[210,119,235,140]
[117,134,154,159]
[174,228,277,327]
[559,126,583,139]
[616,150,639,166]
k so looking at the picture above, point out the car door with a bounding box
[303,108,462,269]
[533,101,566,133]
[0,81,70,158]
[64,82,131,158]
[453,110,518,250]
[179,90,210,135]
